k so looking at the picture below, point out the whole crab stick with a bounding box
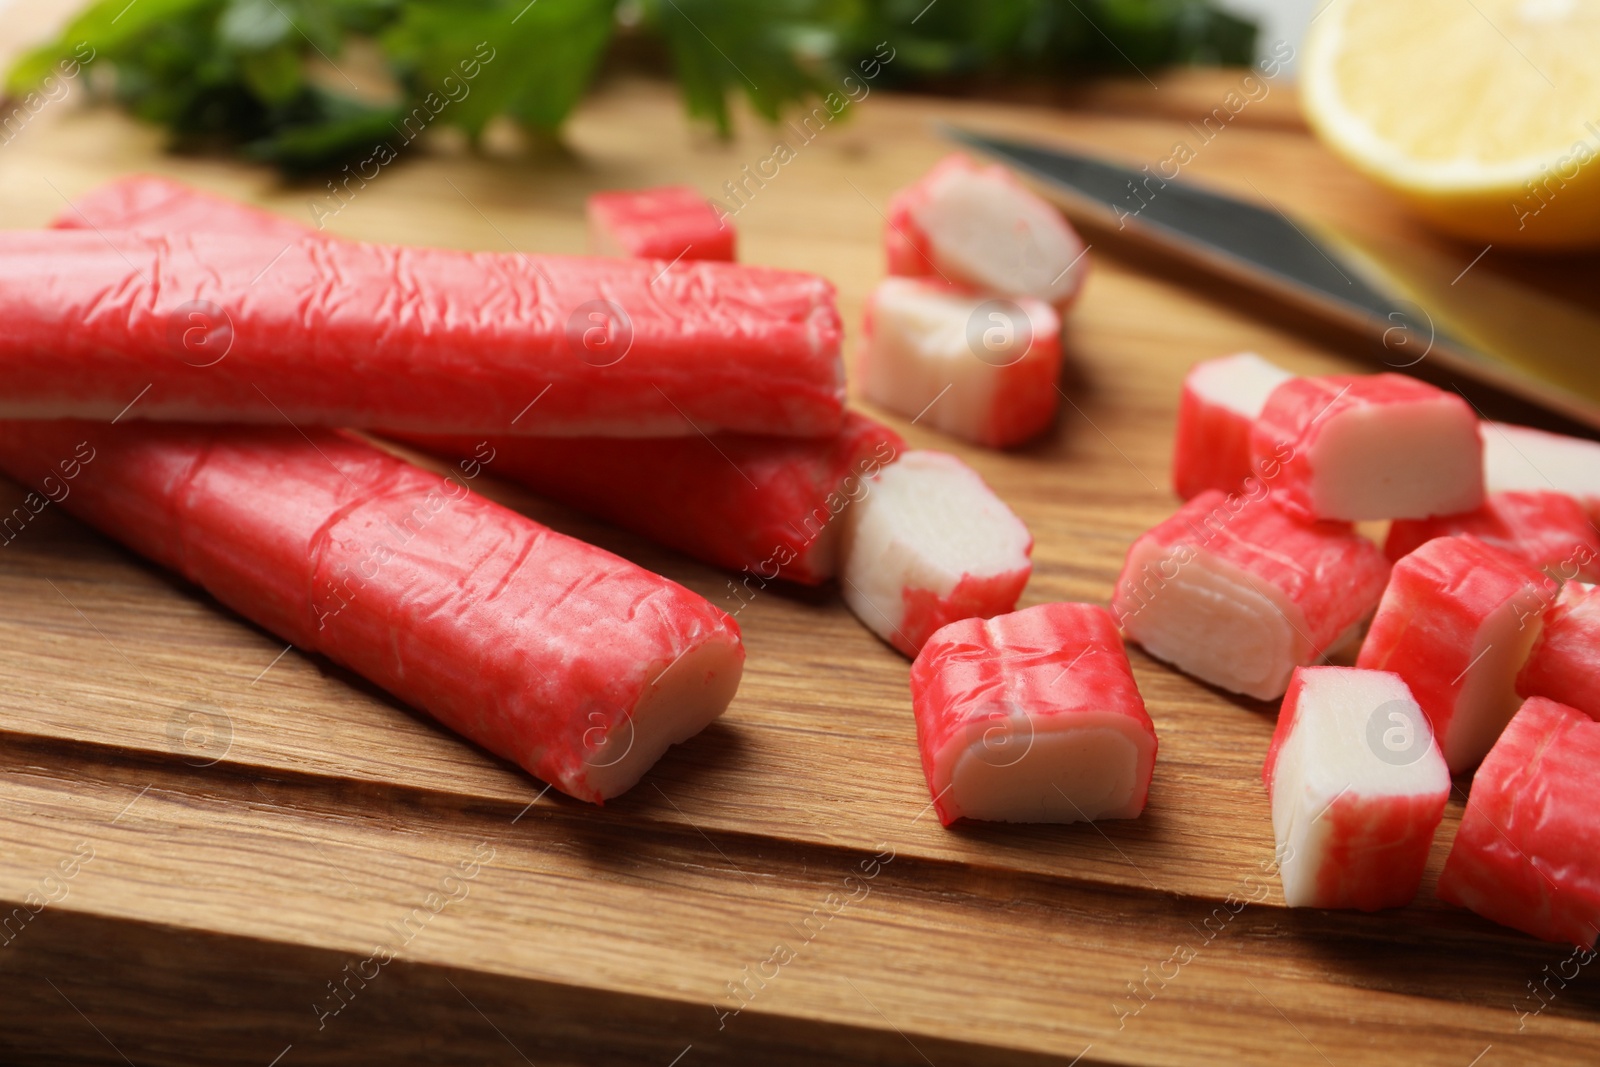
[886,154,1088,308]
[1250,373,1483,521]
[404,413,904,585]
[1517,581,1600,721]
[840,450,1032,657]
[857,277,1061,448]
[24,219,842,441]
[1482,421,1600,521]
[1437,697,1600,949]
[1357,535,1557,774]
[1112,489,1390,700]
[1385,490,1600,582]
[1171,352,1295,499]
[586,186,735,262]
[55,174,309,241]
[1262,667,1449,910]
[0,419,744,802]
[909,602,1157,826]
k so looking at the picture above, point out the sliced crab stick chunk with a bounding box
[0,420,744,803]
[1172,352,1295,499]
[1437,697,1600,948]
[1385,491,1600,581]
[1482,422,1600,521]
[1356,535,1557,774]
[14,231,840,440]
[1517,582,1600,721]
[909,602,1157,826]
[1250,373,1483,521]
[840,450,1032,657]
[857,277,1061,448]
[403,413,904,585]
[1112,490,1390,700]
[1262,667,1450,910]
[886,154,1088,308]
[586,185,735,262]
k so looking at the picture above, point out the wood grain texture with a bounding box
[1,37,1599,1067]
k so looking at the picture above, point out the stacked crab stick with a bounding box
[1516,581,1600,721]
[1438,697,1600,948]
[0,420,744,802]
[1356,535,1557,774]
[909,603,1157,826]
[1251,373,1483,521]
[1384,491,1600,582]
[1112,489,1391,700]
[856,278,1061,448]
[1262,667,1449,910]
[840,450,1033,657]
[0,229,843,438]
[886,153,1088,308]
[405,413,904,585]
[1482,421,1600,521]
[1171,352,1295,499]
[586,186,735,262]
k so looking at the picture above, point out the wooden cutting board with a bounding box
[1,31,1598,1067]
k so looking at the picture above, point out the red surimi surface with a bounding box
[1385,490,1600,581]
[1517,581,1600,721]
[587,185,735,261]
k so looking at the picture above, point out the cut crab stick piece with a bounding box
[1437,697,1600,948]
[1517,581,1600,721]
[1262,667,1449,910]
[54,174,309,242]
[1250,373,1483,521]
[1385,491,1600,582]
[1172,352,1295,499]
[886,153,1088,308]
[0,420,744,802]
[856,277,1061,448]
[840,450,1032,657]
[1482,422,1600,521]
[403,413,904,585]
[909,602,1157,826]
[586,185,735,262]
[1112,490,1390,700]
[1356,535,1557,774]
[9,233,841,439]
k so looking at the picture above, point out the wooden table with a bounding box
[0,32,1597,1067]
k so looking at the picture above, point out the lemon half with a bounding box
[1301,0,1600,249]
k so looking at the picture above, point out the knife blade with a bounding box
[940,125,1600,431]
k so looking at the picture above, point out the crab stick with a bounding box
[1357,535,1557,774]
[840,450,1032,657]
[54,174,309,241]
[1482,422,1600,521]
[1385,491,1600,582]
[1112,489,1390,700]
[1437,697,1600,948]
[1517,582,1600,721]
[1172,352,1295,499]
[909,602,1157,826]
[856,277,1061,448]
[1262,667,1449,910]
[586,186,735,262]
[886,154,1088,308]
[16,231,842,441]
[0,419,744,802]
[404,413,904,585]
[1250,373,1483,521]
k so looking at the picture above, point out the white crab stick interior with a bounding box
[1443,598,1547,774]
[943,720,1145,823]
[1309,401,1482,520]
[1482,422,1600,512]
[1189,352,1295,418]
[912,169,1084,305]
[1270,669,1449,908]
[582,640,744,800]
[860,278,1054,443]
[841,451,1031,650]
